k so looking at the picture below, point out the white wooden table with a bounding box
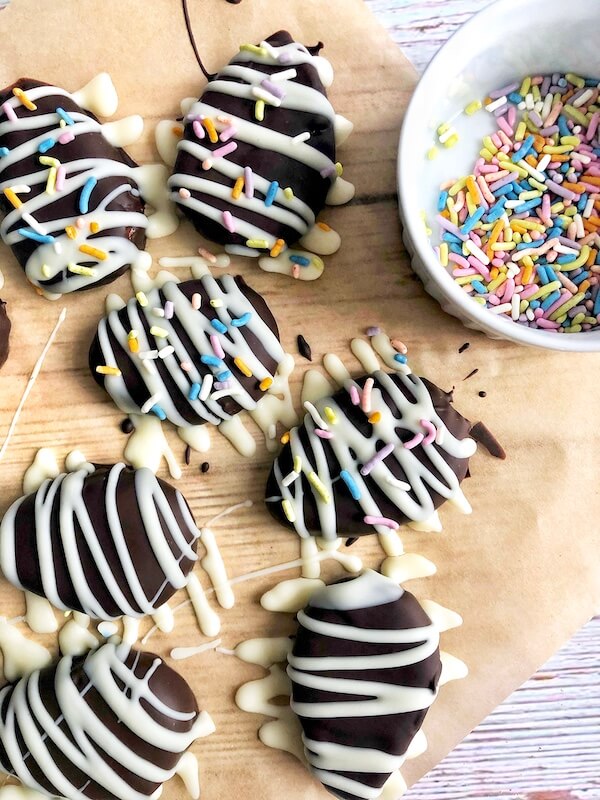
[363,0,600,797]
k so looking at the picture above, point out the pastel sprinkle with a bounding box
[150,405,167,421]
[222,210,236,233]
[213,141,237,159]
[234,357,253,377]
[164,301,174,320]
[307,471,330,503]
[303,401,330,431]
[18,228,53,244]
[361,377,374,413]
[56,107,74,125]
[211,319,228,334]
[260,377,273,391]
[55,165,66,191]
[38,138,55,154]
[404,432,425,450]
[349,385,361,406]
[201,354,223,367]
[199,374,214,401]
[179,187,191,199]
[364,515,399,531]
[58,131,75,145]
[95,365,121,376]
[231,312,252,327]
[188,383,201,401]
[79,244,107,261]
[150,325,169,338]
[340,470,361,500]
[68,263,96,277]
[210,334,225,359]
[209,298,223,307]
[232,176,244,199]
[420,419,437,445]
[315,428,334,439]
[136,292,148,307]
[265,181,279,207]
[13,87,36,110]
[192,293,202,309]
[360,442,395,476]
[79,177,97,214]
[289,254,310,267]
[2,102,17,122]
[3,188,22,208]
[244,166,254,198]
[281,500,296,523]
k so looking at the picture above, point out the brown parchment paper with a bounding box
[0,0,599,797]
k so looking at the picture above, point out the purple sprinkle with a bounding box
[493,104,510,117]
[278,52,293,65]
[529,111,543,127]
[261,79,286,100]
[490,82,520,99]
[366,326,381,336]
[539,125,560,137]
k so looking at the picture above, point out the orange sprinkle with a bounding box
[587,248,597,268]
[532,135,545,152]
[486,219,504,258]
[522,265,533,285]
[582,176,600,186]
[90,221,100,234]
[231,176,244,200]
[3,188,22,208]
[465,175,479,205]
[525,155,538,168]
[551,154,569,162]
[65,225,77,239]
[489,266,499,281]
[260,377,273,392]
[79,244,107,261]
[13,87,36,111]
[562,182,586,193]
[280,431,290,445]
[234,357,253,378]
[128,337,140,354]
[270,238,285,258]
[368,412,381,424]
[171,125,184,137]
[440,209,450,219]
[317,221,331,232]
[586,217,600,227]
[579,280,591,294]
[202,118,218,143]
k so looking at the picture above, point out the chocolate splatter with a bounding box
[470,421,506,460]
[297,334,312,362]
[185,445,192,465]
[201,461,210,473]
[120,418,134,434]
[478,390,487,398]
[463,368,479,381]
[458,342,470,353]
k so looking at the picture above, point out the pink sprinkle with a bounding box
[537,318,560,329]
[480,164,500,174]
[497,116,514,137]
[244,166,254,198]
[491,132,502,149]
[452,268,477,277]
[210,334,225,359]
[361,377,374,414]
[76,217,85,229]
[213,141,238,159]
[520,284,541,300]
[193,119,205,140]
[507,106,517,128]
[202,159,213,171]
[222,210,235,233]
[488,294,500,306]
[179,187,191,199]
[2,102,16,122]
[500,278,515,302]
[180,361,193,372]
[467,256,490,280]
[219,125,237,142]
[164,301,174,320]
[497,130,513,148]
[404,432,424,450]
[420,419,436,446]
[192,293,202,310]
[315,428,334,439]
[58,131,75,145]
[292,264,300,279]
[349,385,361,406]
[390,338,408,354]
[199,247,217,263]
[55,165,66,191]
[360,442,395,476]
[364,515,399,531]
[448,253,470,269]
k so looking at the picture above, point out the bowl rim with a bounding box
[396,0,600,352]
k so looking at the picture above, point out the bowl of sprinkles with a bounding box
[398,0,600,350]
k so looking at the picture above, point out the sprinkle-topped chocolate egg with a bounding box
[0,299,10,368]
[167,30,352,264]
[0,76,166,296]
[266,370,476,538]
[89,273,286,428]
[288,570,442,800]
[0,462,200,619]
[0,642,214,800]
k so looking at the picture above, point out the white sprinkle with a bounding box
[489,302,513,314]
[192,293,202,309]
[303,400,329,431]
[292,131,311,145]
[141,393,162,413]
[525,93,534,110]
[282,470,300,487]
[54,241,63,254]
[537,154,551,172]
[511,293,520,321]
[438,127,457,144]
[22,212,48,236]
[486,96,507,112]
[526,308,535,321]
[517,159,546,183]
[465,239,490,265]
[573,88,594,108]
[251,86,282,107]
[142,359,157,376]
[271,68,297,82]
[199,374,213,401]
[138,350,159,360]
[158,345,175,359]
[584,196,595,219]
[153,307,165,317]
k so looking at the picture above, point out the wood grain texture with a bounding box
[362,0,600,797]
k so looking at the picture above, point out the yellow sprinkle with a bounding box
[39,155,60,168]
[136,291,148,307]
[95,365,121,376]
[519,76,532,97]
[3,188,22,208]
[486,274,507,292]
[68,263,96,277]
[448,178,467,197]
[515,121,527,142]
[466,196,477,217]
[246,239,269,249]
[437,122,450,136]
[231,176,244,199]
[234,357,253,377]
[65,225,77,239]
[79,244,107,261]
[532,85,541,103]
[335,162,343,177]
[323,406,337,424]
[90,221,100,233]
[283,187,294,200]
[542,144,574,154]
[259,377,273,391]
[45,167,57,195]
[307,471,330,503]
[549,292,586,320]
[565,72,585,89]
[13,87,36,111]
[426,146,439,160]
[281,500,296,523]
[280,431,290,444]
[561,135,581,147]
[465,99,482,116]
[527,280,562,301]
[150,325,169,338]
[293,455,302,473]
[254,100,265,122]
[491,242,516,251]
[483,136,498,155]
[443,133,459,148]
[560,245,591,271]
[209,299,223,308]
[240,43,267,56]
[368,412,381,424]
[519,190,542,201]
[270,238,285,258]
[41,264,52,278]
[480,148,495,161]
[522,255,535,269]
[439,242,449,267]
[128,333,140,354]
[202,118,218,143]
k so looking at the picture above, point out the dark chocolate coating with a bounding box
[89,275,282,426]
[266,374,472,536]
[0,298,9,368]
[0,78,145,292]
[0,463,200,618]
[290,575,441,800]
[171,30,335,248]
[0,643,201,800]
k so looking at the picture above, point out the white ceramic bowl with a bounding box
[397,0,600,351]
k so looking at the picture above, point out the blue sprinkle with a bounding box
[513,197,542,213]
[493,184,513,198]
[231,312,252,327]
[56,106,75,126]
[150,405,167,421]
[545,266,558,283]
[541,290,561,310]
[577,193,589,213]
[511,135,535,163]
[486,199,506,223]
[572,270,590,286]
[79,176,97,214]
[289,254,310,267]
[460,206,486,234]
[557,254,576,265]
[217,370,232,381]
[201,354,223,367]
[508,92,523,104]
[585,78,599,87]
[210,319,228,334]
[18,228,54,244]
[265,180,279,207]
[442,232,462,244]
[394,353,408,364]
[562,316,572,327]
[188,382,201,401]
[537,266,549,285]
[340,470,361,500]
[547,227,562,240]
[517,240,543,250]
[471,280,487,294]
[0,147,9,158]
[560,162,570,174]
[449,243,463,255]
[38,138,55,153]
[557,115,571,138]
[529,300,541,310]
[593,291,600,316]
[506,191,518,201]
[437,190,449,212]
